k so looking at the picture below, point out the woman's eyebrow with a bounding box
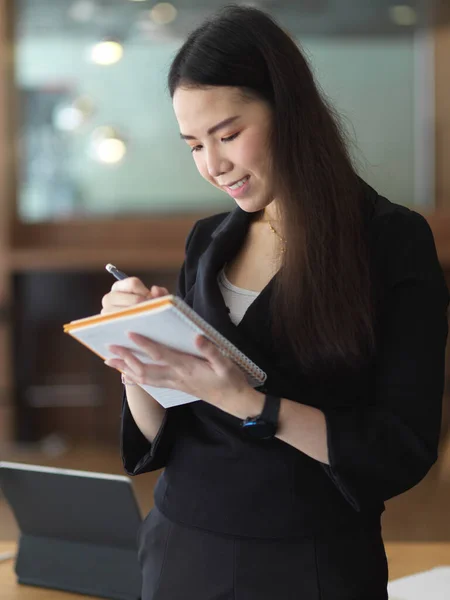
[180,115,240,140]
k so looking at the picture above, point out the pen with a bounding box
[105,263,129,281]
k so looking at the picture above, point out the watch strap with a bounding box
[261,394,281,426]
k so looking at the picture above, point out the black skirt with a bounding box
[137,505,388,600]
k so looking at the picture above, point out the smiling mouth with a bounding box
[224,175,250,190]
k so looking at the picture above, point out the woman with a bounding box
[101,5,449,599]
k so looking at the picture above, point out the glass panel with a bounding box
[302,35,418,208]
[13,0,431,222]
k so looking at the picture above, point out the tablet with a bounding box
[0,461,142,600]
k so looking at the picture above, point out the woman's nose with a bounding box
[206,149,231,179]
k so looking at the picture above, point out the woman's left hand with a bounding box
[105,332,251,410]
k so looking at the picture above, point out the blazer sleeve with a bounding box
[322,211,449,511]
[121,222,199,475]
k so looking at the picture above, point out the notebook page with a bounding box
[138,387,199,408]
[66,304,260,408]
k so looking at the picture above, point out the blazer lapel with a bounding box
[193,205,250,330]
[191,206,275,379]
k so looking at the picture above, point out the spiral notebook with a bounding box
[63,295,267,408]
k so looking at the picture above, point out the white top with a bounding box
[217,265,260,326]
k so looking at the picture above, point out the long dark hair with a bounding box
[168,5,376,373]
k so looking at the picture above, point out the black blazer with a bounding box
[121,182,449,539]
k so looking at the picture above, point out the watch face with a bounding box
[242,418,276,440]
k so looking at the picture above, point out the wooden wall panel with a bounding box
[0,0,14,443]
[430,19,450,458]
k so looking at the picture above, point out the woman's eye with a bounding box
[222,132,240,143]
[190,132,239,153]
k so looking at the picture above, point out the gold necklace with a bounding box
[265,219,287,253]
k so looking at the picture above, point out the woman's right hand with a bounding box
[101,277,169,315]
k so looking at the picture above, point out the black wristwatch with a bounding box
[241,394,281,440]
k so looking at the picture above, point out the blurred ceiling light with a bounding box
[54,106,85,132]
[53,96,95,132]
[150,3,178,25]
[96,138,127,164]
[389,5,418,26]
[68,0,96,22]
[89,126,127,164]
[90,40,123,65]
